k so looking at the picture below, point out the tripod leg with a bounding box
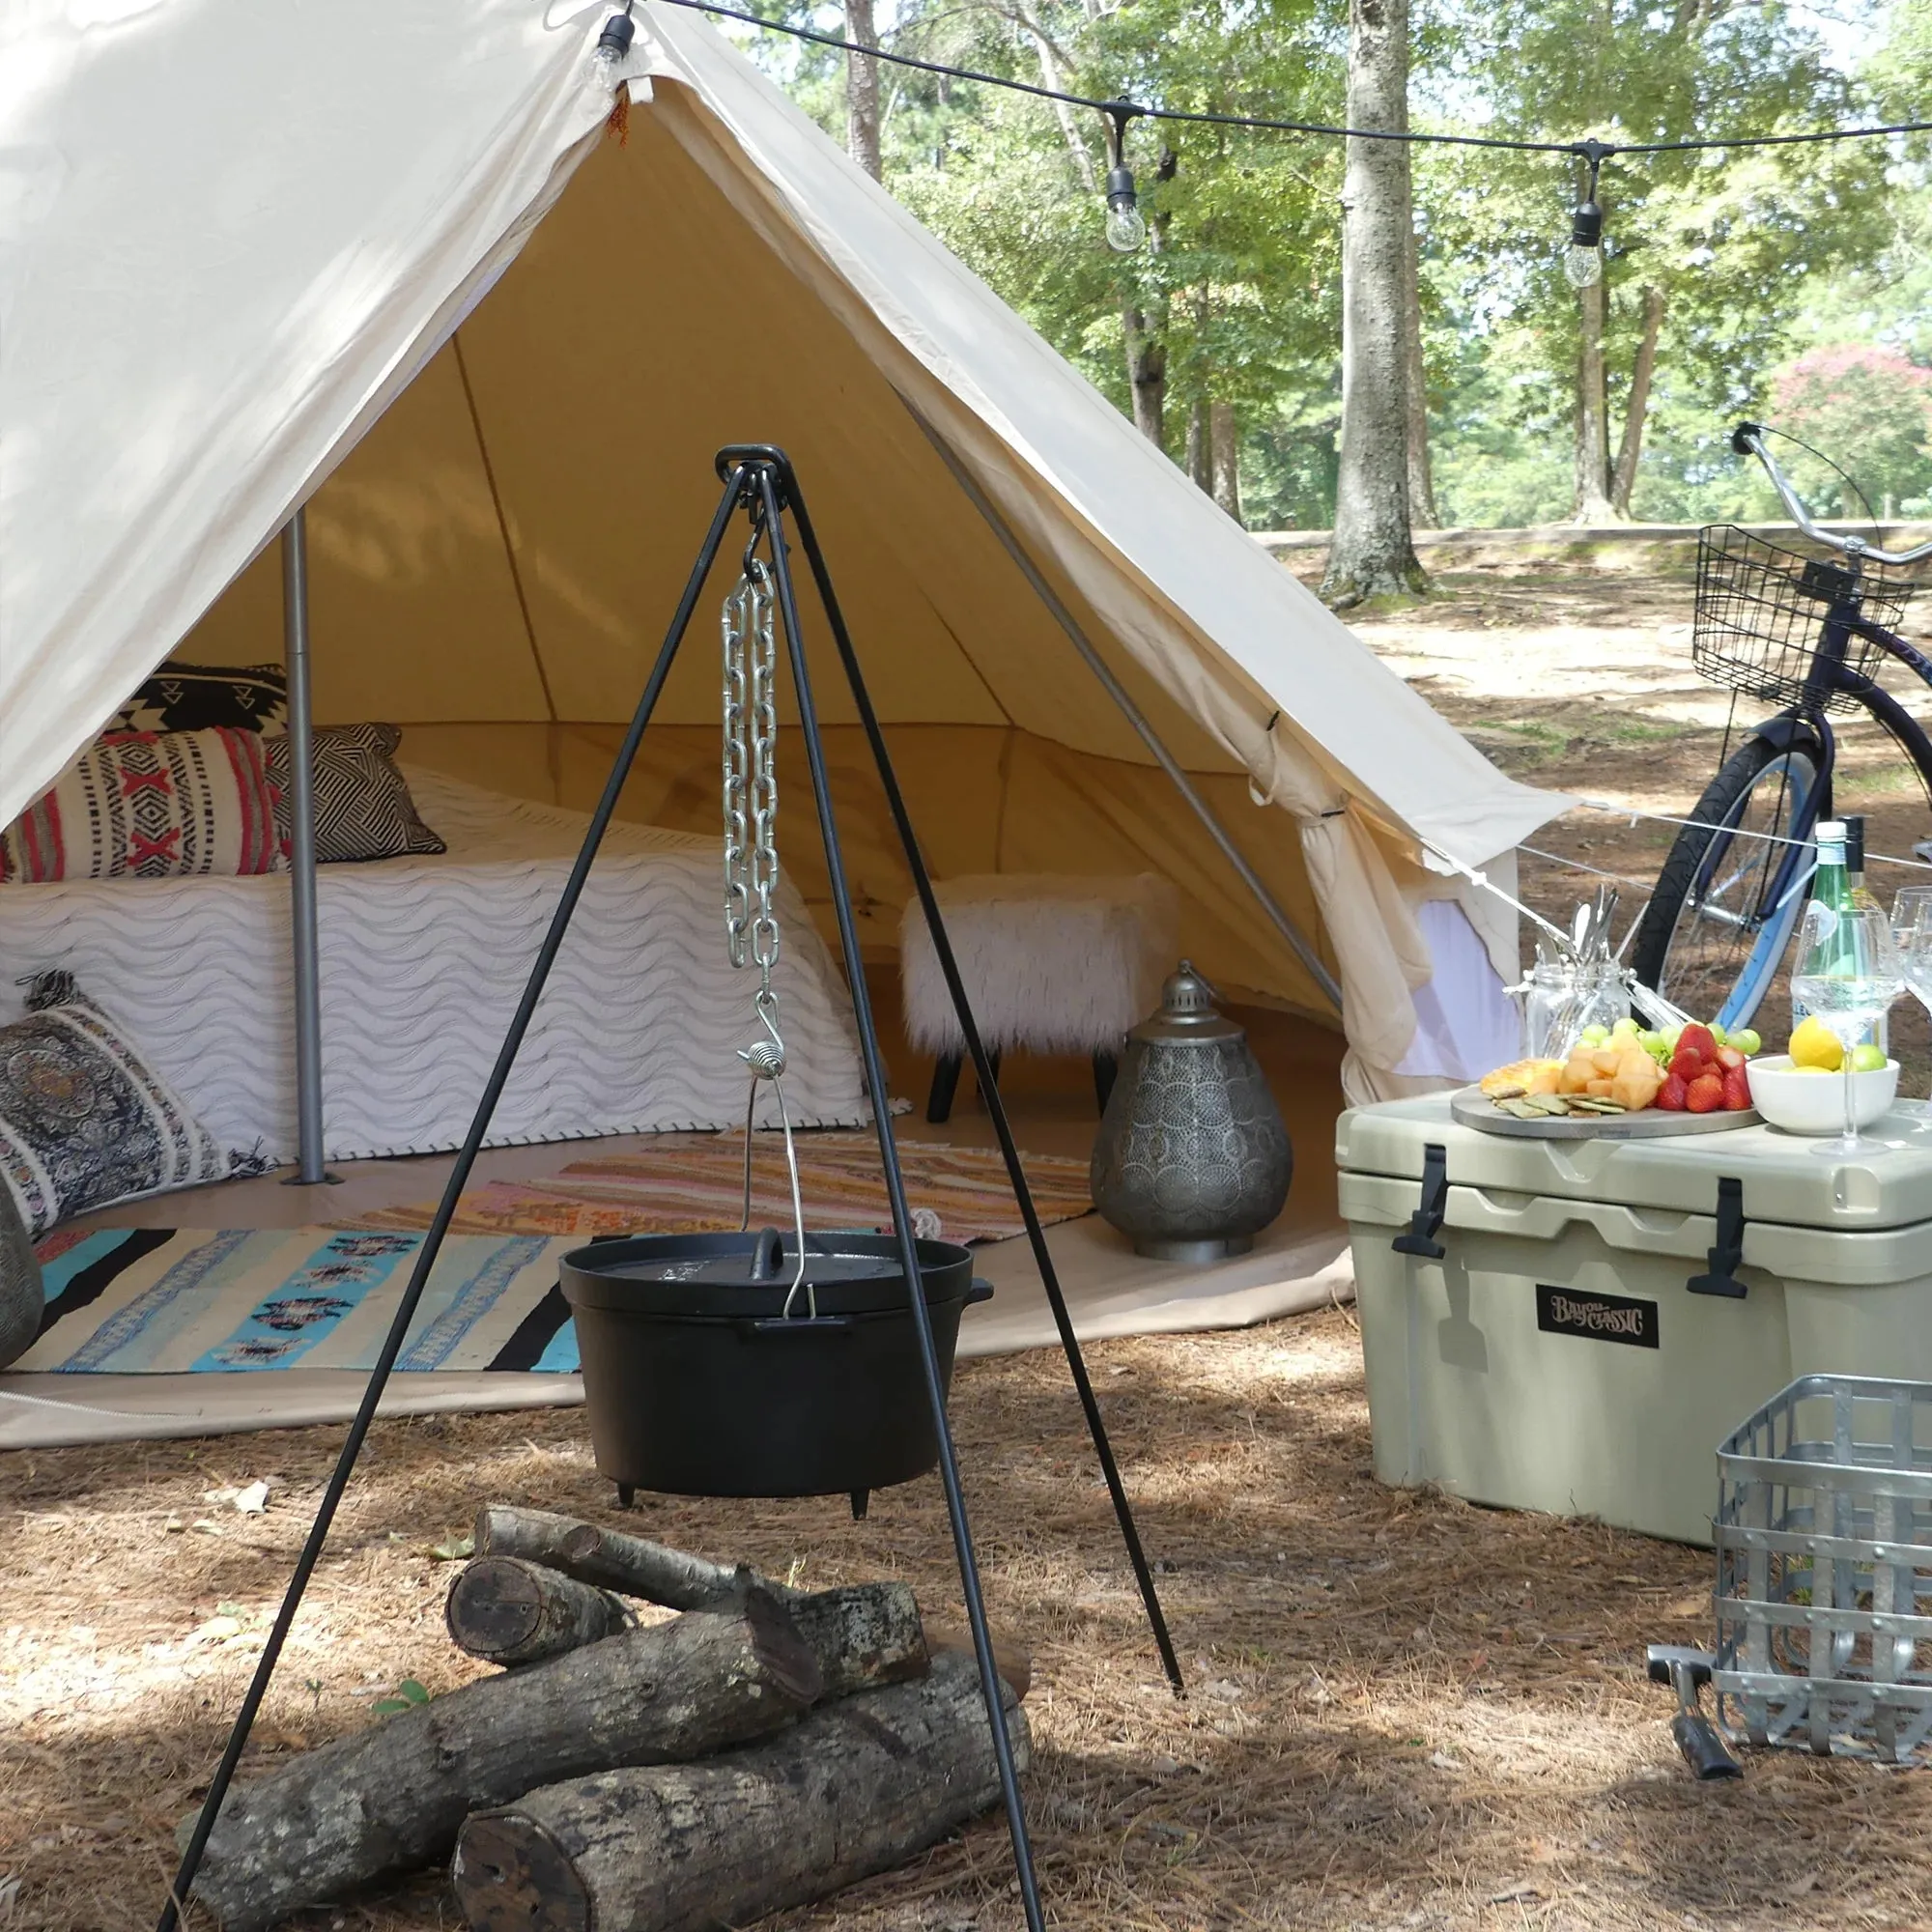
[753,468,1046,1932]
[156,471,749,1932]
[780,477,1183,1696]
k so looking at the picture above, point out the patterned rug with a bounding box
[22,1229,580,1375]
[354,1136,1094,1245]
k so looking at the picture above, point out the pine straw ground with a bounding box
[7,1312,1932,1932]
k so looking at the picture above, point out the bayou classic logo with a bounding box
[1535,1283,1658,1349]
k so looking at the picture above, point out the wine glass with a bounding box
[1893,886,1932,1107]
[1790,901,1904,1156]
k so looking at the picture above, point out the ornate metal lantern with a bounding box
[1090,961,1293,1262]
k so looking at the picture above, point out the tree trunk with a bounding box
[182,1597,822,1932]
[1322,0,1427,605]
[451,1654,1027,1932]
[1123,311,1167,445]
[843,0,882,182]
[1402,220,1437,528]
[1610,284,1665,516]
[1186,395,1211,488]
[1574,271,1618,524]
[1210,400,1242,523]
[446,1557,630,1667]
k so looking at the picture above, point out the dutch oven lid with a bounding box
[561,1227,975,1317]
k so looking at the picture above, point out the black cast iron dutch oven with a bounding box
[559,1227,992,1509]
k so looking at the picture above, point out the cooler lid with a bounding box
[1336,1095,1932,1233]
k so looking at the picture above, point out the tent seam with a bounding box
[452,330,558,725]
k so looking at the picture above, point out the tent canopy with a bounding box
[2,0,1564,1095]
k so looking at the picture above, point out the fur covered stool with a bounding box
[899,874,1179,1122]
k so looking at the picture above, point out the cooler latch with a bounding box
[1687,1176,1747,1299]
[1392,1142,1449,1260]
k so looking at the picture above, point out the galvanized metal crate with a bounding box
[1714,1374,1932,1763]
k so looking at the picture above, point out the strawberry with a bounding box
[1657,1072,1689,1111]
[1721,1064,1751,1111]
[1715,1045,1746,1071]
[1686,1071,1725,1114]
[1679,1023,1718,1063]
[1668,1047,1708,1084]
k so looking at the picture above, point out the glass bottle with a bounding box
[1792,820,1856,1038]
[1843,816,1888,1050]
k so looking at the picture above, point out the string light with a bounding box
[1565,139,1611,289]
[1102,100,1148,254]
[588,5,637,89]
[645,0,1932,185]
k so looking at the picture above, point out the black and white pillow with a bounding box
[0,973,230,1238]
[266,724,445,864]
[105,661,289,737]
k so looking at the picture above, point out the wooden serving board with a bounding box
[1449,1087,1760,1141]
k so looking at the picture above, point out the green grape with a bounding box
[1730,1028,1761,1056]
[1578,1024,1609,1045]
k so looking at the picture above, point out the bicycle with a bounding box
[1629,422,1932,1030]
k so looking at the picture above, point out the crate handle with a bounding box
[1392,1142,1449,1260]
[1687,1176,1747,1298]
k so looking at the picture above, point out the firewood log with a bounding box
[474,1506,775,1608]
[445,1556,630,1666]
[452,1652,1029,1932]
[469,1510,938,1698]
[181,1594,820,1932]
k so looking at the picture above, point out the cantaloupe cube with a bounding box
[1586,1077,1615,1097]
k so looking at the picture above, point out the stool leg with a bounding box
[927,1053,963,1123]
[1093,1049,1118,1114]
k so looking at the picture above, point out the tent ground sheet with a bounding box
[0,1213,1351,1448]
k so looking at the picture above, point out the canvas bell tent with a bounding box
[1,0,1563,1102]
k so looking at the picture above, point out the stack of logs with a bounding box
[180,1506,1032,1932]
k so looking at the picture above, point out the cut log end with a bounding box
[446,1556,627,1666]
[454,1814,589,1932]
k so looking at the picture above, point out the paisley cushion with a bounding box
[0,976,230,1238]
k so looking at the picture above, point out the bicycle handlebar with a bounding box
[1731,422,1932,567]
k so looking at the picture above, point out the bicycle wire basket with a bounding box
[1692,526,1918,716]
[1713,1374,1932,1764]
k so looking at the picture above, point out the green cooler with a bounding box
[1337,1096,1932,1544]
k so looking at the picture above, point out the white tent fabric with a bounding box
[1,0,1565,1100]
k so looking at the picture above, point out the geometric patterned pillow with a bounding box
[0,727,285,883]
[0,975,230,1237]
[102,660,289,738]
[264,724,445,864]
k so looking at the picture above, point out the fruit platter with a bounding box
[1452,1018,1764,1140]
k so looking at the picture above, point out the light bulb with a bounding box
[1106,197,1148,253]
[1564,242,1603,289]
[586,11,634,90]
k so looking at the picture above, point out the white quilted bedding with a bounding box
[0,770,870,1160]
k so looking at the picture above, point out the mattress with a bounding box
[0,769,870,1160]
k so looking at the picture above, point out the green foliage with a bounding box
[371,1678,432,1718]
[738,0,1918,527]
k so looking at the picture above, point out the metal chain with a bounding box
[723,557,810,1314]
[722,560,781,990]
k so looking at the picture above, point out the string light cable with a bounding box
[626,0,1932,255]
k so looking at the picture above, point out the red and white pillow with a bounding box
[1,728,285,883]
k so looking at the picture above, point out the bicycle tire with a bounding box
[1630,734,1818,1031]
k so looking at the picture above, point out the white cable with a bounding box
[1570,796,1932,871]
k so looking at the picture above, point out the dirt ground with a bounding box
[11,551,1932,1932]
[1338,547,1932,1079]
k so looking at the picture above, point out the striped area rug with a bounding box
[355,1136,1094,1245]
[22,1229,580,1375]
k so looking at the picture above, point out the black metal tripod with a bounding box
[161,446,1179,1932]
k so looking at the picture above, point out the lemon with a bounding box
[1790,1017,1843,1071]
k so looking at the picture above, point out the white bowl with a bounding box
[1746,1053,1900,1135]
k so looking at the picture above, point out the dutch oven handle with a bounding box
[967,1279,994,1306]
[744,1315,856,1336]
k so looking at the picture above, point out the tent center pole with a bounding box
[904,401,1345,1014]
[281,509,337,1186]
